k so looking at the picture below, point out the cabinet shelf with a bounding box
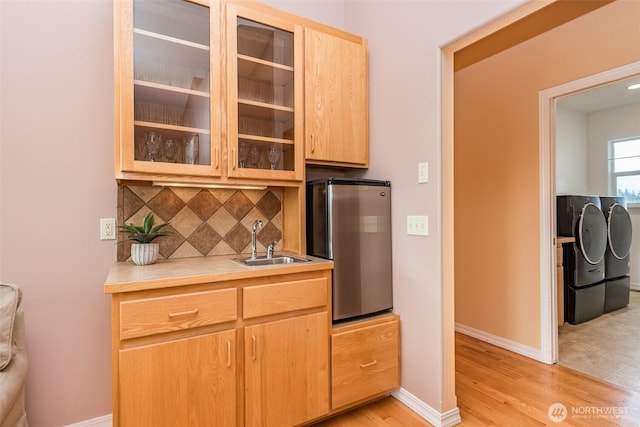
[238,134,294,145]
[134,28,209,52]
[237,54,294,86]
[134,121,210,135]
[135,80,209,109]
[238,99,293,122]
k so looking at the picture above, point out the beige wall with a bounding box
[454,0,640,349]
[0,0,525,424]
[0,1,115,425]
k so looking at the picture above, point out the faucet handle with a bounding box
[267,241,277,258]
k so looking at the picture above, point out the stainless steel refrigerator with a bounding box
[306,178,393,322]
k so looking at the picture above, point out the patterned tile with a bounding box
[209,240,236,256]
[224,223,252,253]
[158,225,184,258]
[223,191,253,221]
[171,207,203,238]
[147,188,186,222]
[257,221,282,248]
[170,187,200,203]
[187,223,222,255]
[255,191,281,220]
[117,184,283,261]
[128,185,162,203]
[208,208,238,237]
[122,187,145,221]
[188,190,222,220]
[168,241,202,259]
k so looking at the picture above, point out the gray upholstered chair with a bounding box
[0,283,28,427]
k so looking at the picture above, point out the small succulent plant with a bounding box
[118,212,171,244]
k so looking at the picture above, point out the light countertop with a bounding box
[104,253,333,294]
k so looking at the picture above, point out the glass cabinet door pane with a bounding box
[235,17,295,172]
[132,0,211,166]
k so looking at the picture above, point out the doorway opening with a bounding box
[539,62,640,384]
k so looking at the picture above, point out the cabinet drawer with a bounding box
[243,277,328,319]
[331,318,400,409]
[120,288,238,340]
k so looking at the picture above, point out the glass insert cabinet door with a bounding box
[116,0,221,177]
[226,4,304,181]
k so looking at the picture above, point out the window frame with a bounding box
[609,136,640,207]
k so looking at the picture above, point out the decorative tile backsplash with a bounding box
[117,185,283,262]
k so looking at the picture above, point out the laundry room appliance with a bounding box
[600,196,632,313]
[557,195,608,324]
[306,178,393,322]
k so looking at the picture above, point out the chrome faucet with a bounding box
[267,241,277,259]
[251,220,263,260]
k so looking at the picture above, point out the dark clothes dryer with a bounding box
[557,195,608,324]
[600,196,632,312]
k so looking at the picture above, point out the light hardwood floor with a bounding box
[315,333,640,426]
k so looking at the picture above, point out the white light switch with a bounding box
[407,215,429,236]
[418,162,428,183]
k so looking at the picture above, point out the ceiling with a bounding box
[557,74,640,113]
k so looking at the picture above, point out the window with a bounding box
[610,137,640,204]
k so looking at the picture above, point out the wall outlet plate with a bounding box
[100,218,116,240]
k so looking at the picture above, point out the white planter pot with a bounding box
[130,243,159,266]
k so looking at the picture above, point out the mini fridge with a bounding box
[306,178,393,322]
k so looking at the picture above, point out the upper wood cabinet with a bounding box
[114,0,369,184]
[305,28,369,168]
[114,0,223,179]
[225,3,304,182]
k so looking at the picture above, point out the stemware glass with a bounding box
[238,142,249,168]
[248,145,260,169]
[162,138,177,163]
[185,135,199,165]
[267,145,280,170]
[145,132,161,162]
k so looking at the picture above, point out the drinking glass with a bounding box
[185,135,199,165]
[145,132,161,162]
[267,146,280,170]
[238,142,249,168]
[162,138,177,163]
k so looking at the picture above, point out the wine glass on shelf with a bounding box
[145,132,161,162]
[185,135,199,165]
[238,142,249,168]
[162,138,177,163]
[267,145,280,170]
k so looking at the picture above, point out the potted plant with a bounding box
[118,212,171,265]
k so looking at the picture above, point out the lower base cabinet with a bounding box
[245,312,329,426]
[119,330,237,426]
[331,314,400,410]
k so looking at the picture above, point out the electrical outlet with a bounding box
[418,162,428,183]
[100,218,116,240]
[407,215,429,236]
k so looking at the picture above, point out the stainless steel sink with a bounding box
[233,255,311,267]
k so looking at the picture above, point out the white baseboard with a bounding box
[455,322,545,362]
[65,414,112,427]
[392,388,461,427]
[630,283,640,292]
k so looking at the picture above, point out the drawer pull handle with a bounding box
[359,359,378,369]
[168,309,199,318]
[226,340,232,367]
